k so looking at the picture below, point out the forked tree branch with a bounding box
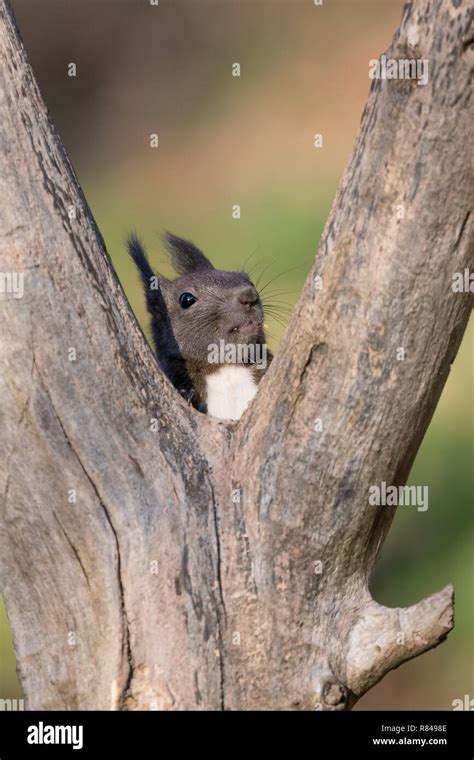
[0,0,472,710]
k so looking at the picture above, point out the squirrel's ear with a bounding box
[127,232,168,317]
[164,232,214,275]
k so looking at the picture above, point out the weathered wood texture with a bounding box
[0,0,472,710]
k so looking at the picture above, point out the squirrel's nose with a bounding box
[237,286,258,307]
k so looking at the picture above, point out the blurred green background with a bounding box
[1,0,472,709]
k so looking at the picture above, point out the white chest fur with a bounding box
[206,366,257,421]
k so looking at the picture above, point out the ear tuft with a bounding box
[127,231,167,317]
[164,232,214,275]
[128,232,155,285]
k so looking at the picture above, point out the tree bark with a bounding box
[0,0,472,711]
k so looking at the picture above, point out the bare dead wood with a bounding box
[0,0,472,710]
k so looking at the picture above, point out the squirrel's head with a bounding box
[128,232,266,367]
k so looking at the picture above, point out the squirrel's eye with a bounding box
[179,292,197,309]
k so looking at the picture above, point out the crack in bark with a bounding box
[282,341,324,437]
[204,471,226,711]
[453,209,471,252]
[99,501,134,711]
[52,512,92,592]
[2,390,30,505]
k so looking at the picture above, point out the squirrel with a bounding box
[128,232,272,420]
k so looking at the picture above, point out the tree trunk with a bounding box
[0,0,472,711]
